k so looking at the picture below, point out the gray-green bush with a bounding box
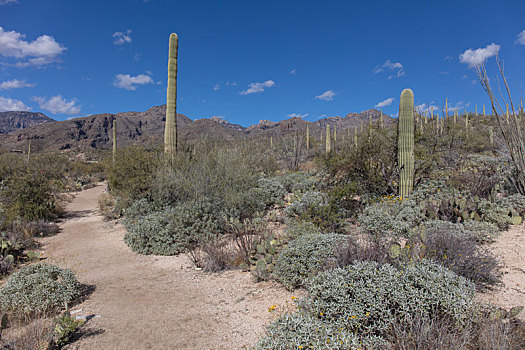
[274,233,347,290]
[0,264,81,315]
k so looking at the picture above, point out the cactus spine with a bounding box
[325,125,331,153]
[112,118,117,165]
[164,33,178,161]
[398,89,415,198]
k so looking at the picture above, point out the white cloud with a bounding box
[213,83,219,91]
[285,113,308,119]
[373,59,405,78]
[0,0,18,5]
[375,97,395,108]
[32,95,80,115]
[0,79,35,90]
[113,73,154,90]
[516,30,525,45]
[0,27,66,67]
[416,103,440,114]
[459,43,500,68]
[290,69,296,75]
[240,80,275,95]
[444,56,454,61]
[315,90,336,101]
[113,30,132,45]
[225,81,238,86]
[0,96,30,111]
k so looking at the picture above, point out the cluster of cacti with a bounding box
[249,235,283,279]
[398,89,415,197]
[164,33,178,161]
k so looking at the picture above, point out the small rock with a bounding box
[70,309,83,314]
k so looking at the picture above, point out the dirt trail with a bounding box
[39,185,296,350]
[479,223,525,320]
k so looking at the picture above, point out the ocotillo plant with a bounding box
[398,89,415,198]
[112,118,117,165]
[325,125,331,153]
[164,33,178,161]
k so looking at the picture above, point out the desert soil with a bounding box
[479,223,525,321]
[38,185,297,350]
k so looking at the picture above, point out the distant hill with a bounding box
[0,111,55,134]
[0,106,394,153]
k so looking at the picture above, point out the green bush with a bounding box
[254,313,362,350]
[284,220,322,239]
[124,197,224,255]
[259,260,477,348]
[0,264,81,315]
[279,171,319,193]
[106,146,158,206]
[284,190,344,230]
[275,233,347,290]
[251,177,286,208]
[358,198,423,239]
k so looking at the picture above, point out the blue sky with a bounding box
[0,0,524,126]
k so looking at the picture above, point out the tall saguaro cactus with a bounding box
[164,33,178,161]
[306,125,310,150]
[325,125,331,153]
[398,89,415,198]
[112,118,117,165]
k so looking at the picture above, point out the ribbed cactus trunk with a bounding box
[164,33,178,161]
[353,125,358,148]
[483,105,486,116]
[27,139,31,163]
[270,136,273,149]
[398,89,415,198]
[325,125,331,153]
[380,110,384,129]
[112,118,117,165]
[306,125,310,150]
[489,126,494,146]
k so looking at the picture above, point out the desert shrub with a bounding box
[274,233,347,290]
[335,234,395,267]
[124,197,224,255]
[105,146,158,206]
[259,260,477,348]
[250,177,286,208]
[0,264,81,315]
[499,193,525,216]
[150,147,258,210]
[254,313,362,350]
[284,220,322,240]
[284,190,344,230]
[279,171,319,193]
[387,311,472,350]
[417,226,502,289]
[449,155,510,200]
[479,199,513,230]
[462,220,500,242]
[358,198,423,239]
[122,198,162,220]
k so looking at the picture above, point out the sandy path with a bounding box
[39,185,296,350]
[479,224,525,320]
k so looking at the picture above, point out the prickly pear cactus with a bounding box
[249,235,283,281]
[398,89,415,198]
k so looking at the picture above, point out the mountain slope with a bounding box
[0,111,55,134]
